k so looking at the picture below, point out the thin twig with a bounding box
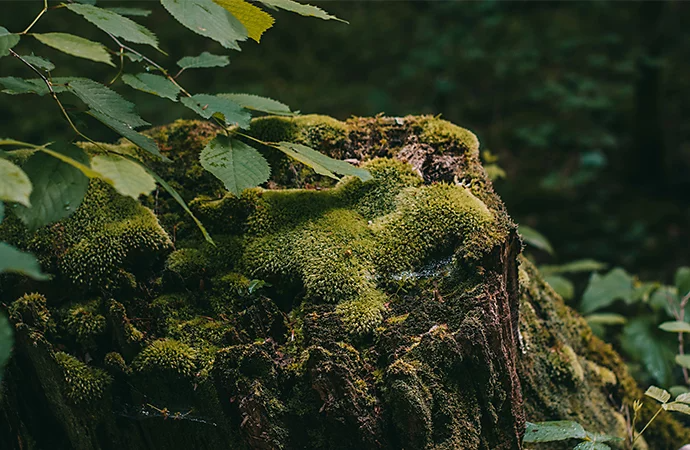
[21,0,48,35]
[105,32,191,97]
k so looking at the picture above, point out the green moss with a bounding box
[248,114,348,150]
[104,352,131,375]
[415,116,480,154]
[9,293,51,331]
[132,338,197,378]
[108,300,144,345]
[17,180,174,290]
[373,183,495,274]
[335,290,387,335]
[63,299,106,345]
[54,351,112,404]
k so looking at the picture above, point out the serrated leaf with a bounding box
[177,52,230,70]
[137,160,213,244]
[214,0,274,42]
[675,267,690,298]
[258,0,345,22]
[0,158,32,206]
[0,26,20,58]
[122,73,180,101]
[66,3,160,51]
[622,317,675,386]
[200,136,270,196]
[276,142,372,181]
[663,402,690,414]
[0,242,49,280]
[584,432,622,443]
[0,312,13,384]
[675,392,690,404]
[585,313,627,326]
[518,225,554,255]
[181,94,251,128]
[91,155,155,199]
[13,144,89,229]
[106,7,152,17]
[21,54,54,71]
[580,268,634,314]
[65,78,149,128]
[87,110,165,160]
[33,33,114,66]
[523,421,586,443]
[543,274,574,300]
[645,385,671,403]
[160,0,247,50]
[675,354,690,369]
[540,259,608,275]
[573,443,611,450]
[219,93,293,115]
[659,321,690,333]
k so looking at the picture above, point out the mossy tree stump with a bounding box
[0,116,687,449]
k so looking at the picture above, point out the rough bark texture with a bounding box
[0,115,688,450]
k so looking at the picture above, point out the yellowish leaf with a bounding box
[214,0,274,43]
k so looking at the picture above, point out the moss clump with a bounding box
[415,116,480,154]
[108,300,144,345]
[132,338,197,378]
[373,183,495,274]
[104,352,131,375]
[248,114,348,149]
[9,293,51,331]
[63,299,106,345]
[335,290,387,335]
[54,351,112,404]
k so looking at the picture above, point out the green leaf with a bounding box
[139,161,213,244]
[584,432,622,443]
[675,392,690,404]
[518,225,554,255]
[675,354,690,369]
[645,385,671,403]
[257,0,345,22]
[39,145,104,180]
[65,78,149,128]
[0,77,51,95]
[65,3,160,51]
[106,7,152,17]
[33,33,114,66]
[663,402,690,414]
[86,110,165,160]
[675,267,690,299]
[540,259,608,275]
[160,0,248,50]
[585,313,627,326]
[200,136,270,196]
[0,158,32,206]
[0,242,50,280]
[543,274,574,300]
[218,93,293,115]
[177,52,230,70]
[13,145,89,229]
[91,155,156,199]
[523,421,586,443]
[21,54,54,72]
[275,142,372,181]
[181,94,251,128]
[0,26,20,58]
[213,0,275,43]
[659,321,690,333]
[122,73,180,101]
[580,268,634,314]
[621,317,675,386]
[0,312,13,385]
[573,443,611,450]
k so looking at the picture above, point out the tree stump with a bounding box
[0,115,687,450]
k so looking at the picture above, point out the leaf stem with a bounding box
[104,32,192,97]
[21,0,48,35]
[632,405,664,446]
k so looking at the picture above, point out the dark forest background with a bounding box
[2,0,689,283]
